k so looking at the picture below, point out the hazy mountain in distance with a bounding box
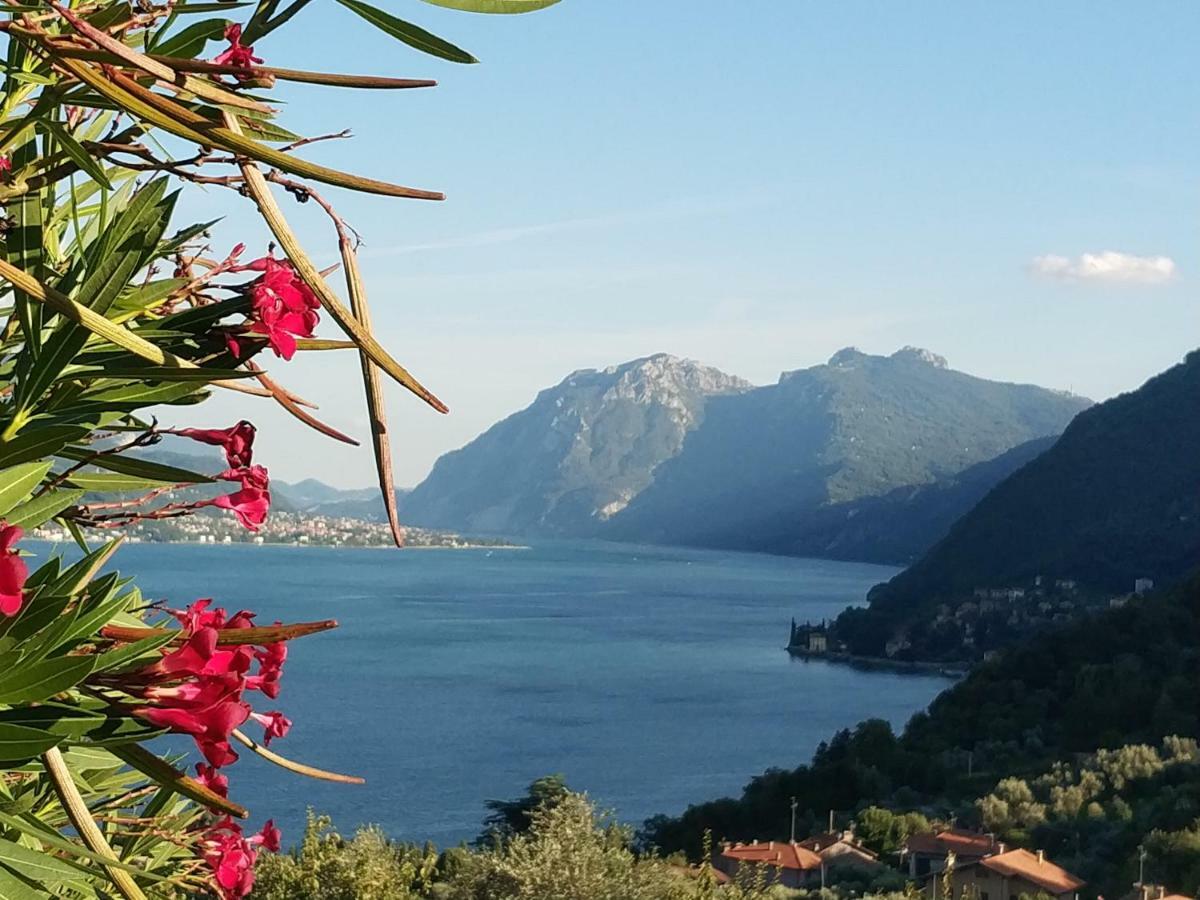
[400,354,753,535]
[604,347,1091,552]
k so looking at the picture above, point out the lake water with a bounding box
[83,539,950,846]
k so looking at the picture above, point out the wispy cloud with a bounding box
[1030,251,1177,285]
[362,193,771,257]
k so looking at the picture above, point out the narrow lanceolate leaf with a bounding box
[4,488,84,530]
[336,0,477,62]
[49,2,275,114]
[0,425,91,469]
[342,237,404,546]
[58,57,444,200]
[420,0,562,12]
[108,744,248,818]
[101,619,338,646]
[0,836,93,884]
[247,363,360,446]
[0,656,96,705]
[0,460,52,517]
[38,121,112,189]
[0,859,49,900]
[0,723,62,765]
[57,447,214,485]
[0,258,257,397]
[226,139,450,414]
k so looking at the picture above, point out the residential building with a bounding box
[902,829,997,878]
[1134,578,1155,595]
[927,848,1085,900]
[717,832,878,889]
[717,841,824,889]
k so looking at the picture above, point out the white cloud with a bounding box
[1030,251,1177,285]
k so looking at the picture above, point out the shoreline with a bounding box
[31,536,530,552]
[786,646,967,678]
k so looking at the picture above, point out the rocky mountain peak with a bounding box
[892,346,949,368]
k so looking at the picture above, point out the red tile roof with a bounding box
[798,832,879,860]
[980,849,1086,894]
[721,841,824,871]
[905,829,997,857]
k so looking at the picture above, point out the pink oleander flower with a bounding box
[0,523,28,618]
[246,639,287,698]
[116,601,292,770]
[154,626,255,680]
[249,710,291,747]
[0,155,11,178]
[212,24,263,71]
[195,763,230,799]
[138,672,251,767]
[171,421,256,468]
[202,818,281,899]
[170,598,255,633]
[211,486,270,532]
[235,254,320,360]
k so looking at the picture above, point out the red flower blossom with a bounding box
[114,601,292,771]
[204,819,257,899]
[236,254,320,360]
[197,466,271,530]
[0,155,11,178]
[171,421,256,468]
[0,523,28,618]
[169,599,255,633]
[249,710,291,747]
[212,24,263,70]
[212,486,270,531]
[245,639,287,699]
[154,626,254,680]
[138,672,251,767]
[254,821,281,853]
[202,818,281,899]
[195,763,230,799]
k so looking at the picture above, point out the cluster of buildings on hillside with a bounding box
[716,826,1189,900]
[789,575,1157,664]
[32,511,517,549]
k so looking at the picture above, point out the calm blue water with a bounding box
[73,540,949,846]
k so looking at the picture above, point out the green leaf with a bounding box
[420,0,561,11]
[91,632,174,674]
[66,366,253,383]
[334,0,478,62]
[0,656,96,705]
[56,448,214,485]
[64,472,181,492]
[0,810,170,883]
[0,723,61,766]
[39,121,113,189]
[0,704,163,745]
[0,425,91,468]
[0,836,91,884]
[0,863,46,900]
[152,17,228,57]
[0,460,51,517]
[4,488,84,530]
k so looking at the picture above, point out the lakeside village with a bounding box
[712,823,1186,900]
[32,510,522,550]
[788,575,1158,668]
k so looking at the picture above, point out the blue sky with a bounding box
[180,1,1198,487]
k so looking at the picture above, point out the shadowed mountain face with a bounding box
[837,349,1200,656]
[401,348,1091,556]
[751,435,1059,564]
[400,354,753,536]
[602,347,1091,552]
